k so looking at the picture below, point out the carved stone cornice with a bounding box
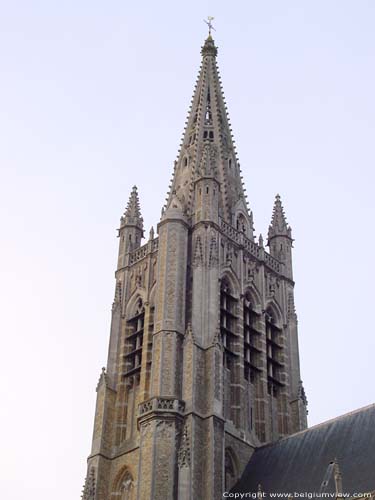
[138,397,185,425]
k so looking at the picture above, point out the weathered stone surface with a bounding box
[83,34,306,500]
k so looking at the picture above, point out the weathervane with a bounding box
[204,16,216,36]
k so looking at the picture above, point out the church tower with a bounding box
[82,34,307,500]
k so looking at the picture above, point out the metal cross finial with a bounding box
[204,16,216,36]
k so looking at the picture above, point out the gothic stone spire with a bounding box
[165,36,248,222]
[120,185,144,230]
[268,194,292,242]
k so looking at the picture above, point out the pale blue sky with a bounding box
[1,1,374,498]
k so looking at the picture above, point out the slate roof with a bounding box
[232,403,375,496]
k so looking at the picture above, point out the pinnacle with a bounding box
[268,193,292,241]
[121,185,144,229]
[201,35,218,57]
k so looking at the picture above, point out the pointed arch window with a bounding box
[118,470,134,500]
[265,310,284,396]
[224,449,237,492]
[124,298,145,380]
[243,293,262,383]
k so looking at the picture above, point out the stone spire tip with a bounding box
[201,35,218,57]
[121,185,144,229]
[268,193,292,241]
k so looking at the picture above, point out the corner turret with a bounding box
[117,186,144,268]
[267,194,293,279]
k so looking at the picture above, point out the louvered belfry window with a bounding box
[124,298,144,379]
[266,310,284,396]
[220,281,238,367]
[243,294,262,383]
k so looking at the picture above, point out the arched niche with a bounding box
[112,468,135,500]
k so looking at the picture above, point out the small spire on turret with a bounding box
[149,226,155,240]
[117,186,144,259]
[120,186,144,230]
[258,233,264,248]
[268,194,292,242]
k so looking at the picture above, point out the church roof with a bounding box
[232,403,375,495]
[165,36,249,222]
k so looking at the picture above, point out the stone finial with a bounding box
[96,367,108,391]
[268,194,292,242]
[149,226,155,240]
[258,233,264,248]
[120,185,144,230]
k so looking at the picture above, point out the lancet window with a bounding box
[115,470,134,500]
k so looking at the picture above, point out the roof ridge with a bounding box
[256,402,375,450]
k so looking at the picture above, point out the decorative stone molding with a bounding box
[112,280,122,310]
[298,380,308,408]
[156,420,174,438]
[138,397,185,418]
[193,236,204,267]
[140,421,153,438]
[266,272,280,298]
[177,425,191,468]
[219,217,281,273]
[129,238,159,266]
[184,322,195,343]
[81,467,96,500]
[96,367,110,391]
[287,291,298,320]
[197,142,218,177]
[209,234,219,267]
[246,259,259,282]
